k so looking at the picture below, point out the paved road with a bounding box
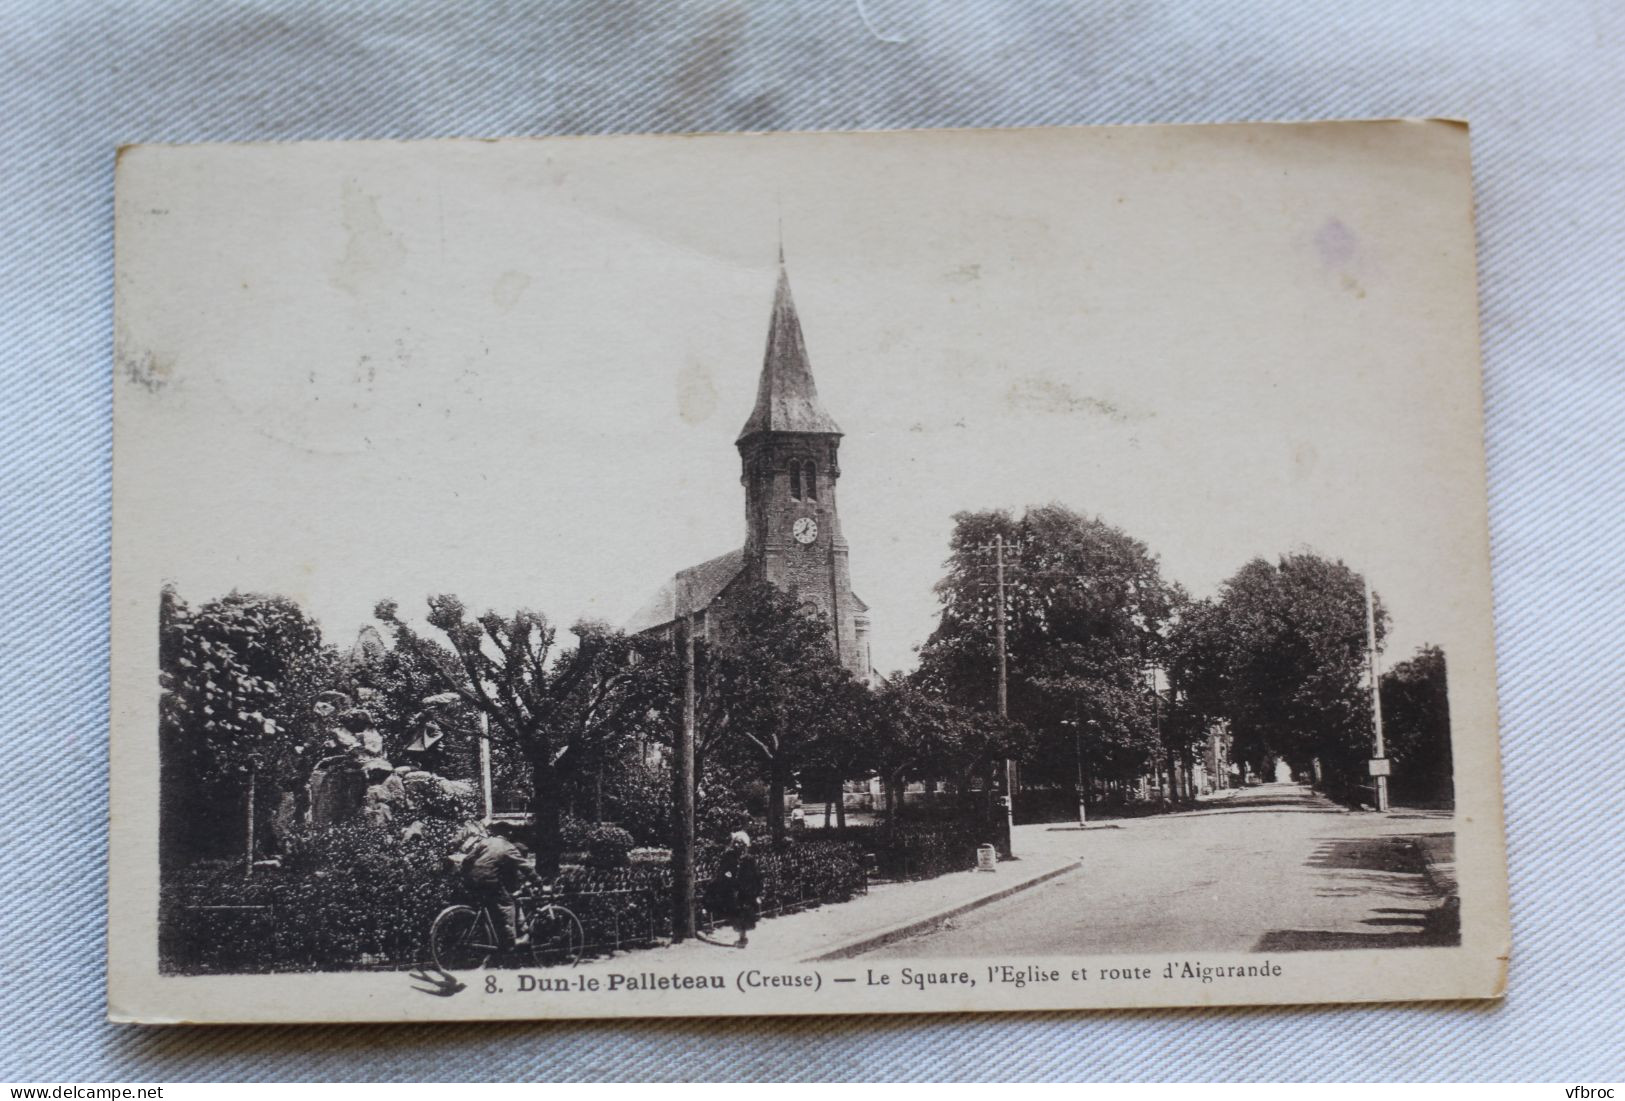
[864,782,1456,958]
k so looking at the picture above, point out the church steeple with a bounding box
[627,256,870,681]
[733,259,867,677]
[737,263,842,443]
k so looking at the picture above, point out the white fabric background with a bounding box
[1,0,1620,1082]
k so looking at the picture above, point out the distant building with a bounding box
[626,261,873,680]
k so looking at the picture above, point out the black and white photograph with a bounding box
[108,122,1508,1022]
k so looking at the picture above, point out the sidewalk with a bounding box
[567,824,1085,973]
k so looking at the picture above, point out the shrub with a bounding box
[160,819,465,974]
[405,776,480,822]
[158,823,874,974]
[559,813,591,854]
[766,840,866,911]
[888,794,987,823]
[835,820,988,881]
[271,822,459,967]
[740,779,770,816]
[697,838,867,919]
[602,764,674,846]
[585,824,635,869]
[697,788,751,843]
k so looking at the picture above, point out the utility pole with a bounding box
[243,758,257,879]
[671,612,697,940]
[1364,577,1390,813]
[996,534,1008,717]
[1151,666,1165,801]
[478,711,494,822]
[968,534,1021,855]
[994,533,1016,856]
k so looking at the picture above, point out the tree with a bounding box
[798,675,880,830]
[1159,595,1233,798]
[1044,674,1162,795]
[1213,554,1387,800]
[916,505,1178,793]
[690,578,863,846]
[336,625,484,779]
[868,677,1025,820]
[1381,645,1453,807]
[158,587,332,866]
[374,597,663,874]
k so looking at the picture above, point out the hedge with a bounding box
[160,829,870,974]
[160,820,465,974]
[836,820,992,881]
[697,838,869,919]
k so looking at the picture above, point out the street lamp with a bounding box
[1062,718,1097,826]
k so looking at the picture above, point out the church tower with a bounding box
[623,258,873,682]
[736,262,871,679]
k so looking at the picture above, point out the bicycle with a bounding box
[428,886,584,972]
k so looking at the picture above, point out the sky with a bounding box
[114,123,1492,682]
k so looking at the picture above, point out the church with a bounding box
[625,260,873,682]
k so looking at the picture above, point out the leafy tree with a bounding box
[1043,673,1162,796]
[1162,598,1230,730]
[798,674,880,829]
[333,625,483,778]
[1213,554,1387,799]
[1158,595,1235,798]
[593,760,674,845]
[916,505,1178,791]
[1381,645,1453,807]
[560,659,672,826]
[158,586,333,865]
[868,678,1024,819]
[374,597,663,874]
[694,753,755,842]
[691,577,864,846]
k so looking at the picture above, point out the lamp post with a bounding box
[1075,723,1085,826]
[1063,718,1097,826]
[1061,719,1080,826]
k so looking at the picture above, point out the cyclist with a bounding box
[460,820,544,949]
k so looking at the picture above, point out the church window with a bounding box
[803,460,818,499]
[789,462,802,500]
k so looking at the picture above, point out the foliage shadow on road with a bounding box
[1255,833,1460,952]
[1303,833,1452,875]
[1158,790,1352,817]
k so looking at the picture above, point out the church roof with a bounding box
[623,547,746,635]
[737,265,842,442]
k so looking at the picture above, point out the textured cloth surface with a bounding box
[1,0,1621,1082]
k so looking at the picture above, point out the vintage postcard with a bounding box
[109,121,1509,1023]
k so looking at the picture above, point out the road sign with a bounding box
[1368,757,1392,777]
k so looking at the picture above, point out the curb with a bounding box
[801,858,1083,962]
[1409,834,1459,900]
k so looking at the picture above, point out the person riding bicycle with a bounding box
[459,820,544,949]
